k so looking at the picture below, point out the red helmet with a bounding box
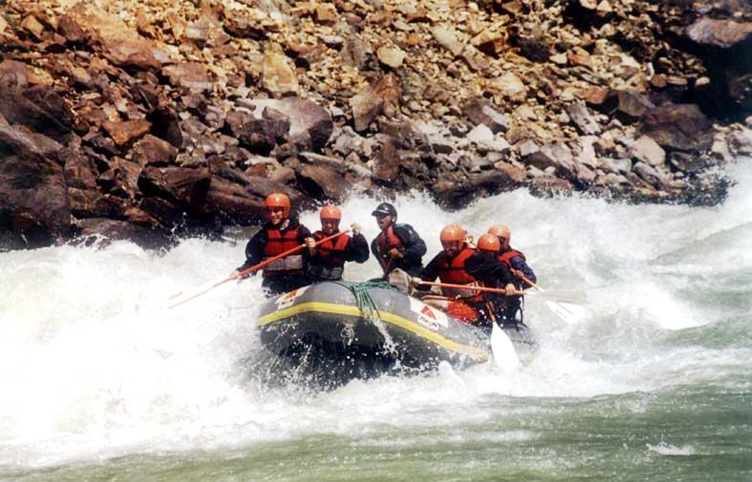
[488,225,511,244]
[320,205,341,221]
[477,233,501,252]
[264,193,290,217]
[440,224,465,244]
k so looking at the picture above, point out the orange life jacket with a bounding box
[497,248,526,281]
[262,225,304,275]
[376,225,403,269]
[308,230,350,280]
[437,246,483,302]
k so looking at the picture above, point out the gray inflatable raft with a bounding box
[256,281,535,386]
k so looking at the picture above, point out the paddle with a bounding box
[514,271,587,325]
[491,322,519,369]
[166,230,351,309]
[411,279,580,303]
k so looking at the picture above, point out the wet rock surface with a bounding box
[0,0,750,249]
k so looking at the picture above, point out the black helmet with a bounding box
[371,202,397,217]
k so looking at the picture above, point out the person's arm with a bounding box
[297,224,313,263]
[346,232,370,263]
[237,230,267,274]
[417,253,441,283]
[511,256,536,287]
[395,224,426,265]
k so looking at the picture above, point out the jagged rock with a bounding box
[631,135,666,167]
[491,72,526,100]
[633,162,669,188]
[138,166,212,215]
[68,188,125,218]
[340,34,374,70]
[238,98,332,151]
[529,176,574,196]
[377,46,407,68]
[262,52,299,97]
[0,75,74,141]
[64,151,99,190]
[298,165,349,201]
[131,135,179,167]
[162,63,215,92]
[69,4,160,71]
[521,141,578,179]
[566,101,600,135]
[74,218,169,249]
[466,124,494,144]
[350,73,401,132]
[616,91,655,122]
[57,14,85,43]
[102,119,151,147]
[639,103,712,152]
[730,127,752,155]
[463,97,509,134]
[667,152,714,174]
[380,119,428,150]
[686,17,752,49]
[372,136,401,184]
[0,123,70,247]
[431,26,464,56]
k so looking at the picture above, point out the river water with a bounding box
[1,161,751,481]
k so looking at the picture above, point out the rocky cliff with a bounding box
[1,0,751,249]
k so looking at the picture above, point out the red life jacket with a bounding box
[437,246,483,302]
[497,248,527,289]
[308,231,350,280]
[497,248,525,270]
[262,224,304,275]
[376,225,403,269]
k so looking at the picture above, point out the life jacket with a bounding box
[376,225,403,270]
[437,246,483,302]
[497,248,527,303]
[307,230,350,280]
[262,224,304,275]
[497,249,526,276]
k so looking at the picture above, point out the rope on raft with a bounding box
[337,281,397,323]
[334,281,398,350]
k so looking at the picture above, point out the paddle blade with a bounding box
[491,323,519,369]
[545,300,588,325]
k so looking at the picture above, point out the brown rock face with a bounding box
[350,74,401,132]
[639,104,712,153]
[686,18,752,49]
[0,124,71,247]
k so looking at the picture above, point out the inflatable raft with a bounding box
[256,281,536,386]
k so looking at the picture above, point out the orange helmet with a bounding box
[320,205,341,221]
[440,224,466,245]
[264,193,290,217]
[488,225,511,244]
[477,233,501,252]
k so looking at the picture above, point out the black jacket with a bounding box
[370,223,427,276]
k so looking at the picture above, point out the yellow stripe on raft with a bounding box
[257,301,490,361]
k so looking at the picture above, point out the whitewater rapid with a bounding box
[1,160,750,471]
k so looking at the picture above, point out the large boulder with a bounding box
[237,98,333,151]
[638,103,713,153]
[462,97,509,134]
[0,123,70,247]
[680,17,752,117]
